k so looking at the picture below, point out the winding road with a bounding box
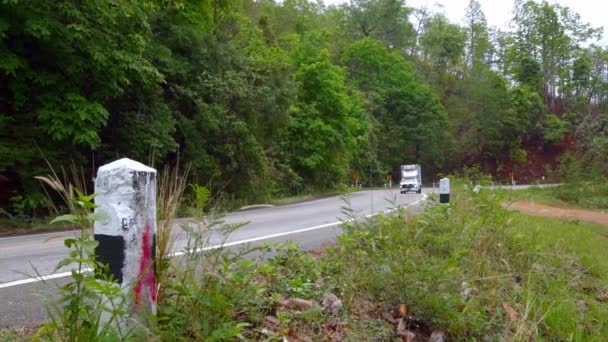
[0,188,427,327]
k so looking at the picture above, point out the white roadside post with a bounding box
[439,178,450,204]
[94,158,157,322]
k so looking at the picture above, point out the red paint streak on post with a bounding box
[134,223,157,305]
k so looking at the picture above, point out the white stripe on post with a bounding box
[439,177,450,204]
[94,158,157,317]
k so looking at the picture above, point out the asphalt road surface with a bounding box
[0,188,427,328]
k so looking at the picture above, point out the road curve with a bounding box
[0,188,427,327]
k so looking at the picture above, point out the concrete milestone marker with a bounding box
[94,158,157,316]
[439,178,450,204]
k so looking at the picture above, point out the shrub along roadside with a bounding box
[323,183,608,340]
[5,181,607,340]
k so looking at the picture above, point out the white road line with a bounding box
[0,195,426,289]
[0,189,401,242]
[169,220,344,257]
[0,270,89,288]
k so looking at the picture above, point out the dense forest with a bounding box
[1,0,608,212]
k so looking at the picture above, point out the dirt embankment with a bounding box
[508,201,608,226]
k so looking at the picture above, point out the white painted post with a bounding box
[94,158,157,319]
[439,178,450,204]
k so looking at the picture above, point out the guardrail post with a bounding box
[94,158,157,321]
[439,178,450,204]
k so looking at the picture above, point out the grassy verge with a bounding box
[499,182,608,211]
[498,186,575,207]
[7,182,608,341]
[155,184,608,340]
[505,214,608,339]
[316,186,608,340]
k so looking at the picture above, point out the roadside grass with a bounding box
[499,181,608,210]
[319,183,608,340]
[499,186,561,203]
[508,213,608,339]
[0,327,39,342]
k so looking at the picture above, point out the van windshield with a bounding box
[402,171,418,178]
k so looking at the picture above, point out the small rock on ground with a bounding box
[430,330,447,342]
[321,292,343,315]
[398,330,416,342]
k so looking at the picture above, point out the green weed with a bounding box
[34,189,129,341]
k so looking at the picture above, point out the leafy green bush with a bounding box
[558,152,584,183]
[156,240,327,341]
[509,145,528,165]
[454,165,493,185]
[541,114,568,144]
[258,243,320,298]
[157,256,260,341]
[540,152,608,209]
